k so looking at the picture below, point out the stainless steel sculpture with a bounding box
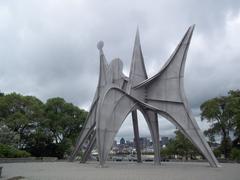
[70,25,220,167]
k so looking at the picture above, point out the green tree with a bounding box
[0,93,44,148]
[0,92,87,158]
[24,126,55,157]
[228,90,240,139]
[0,122,20,146]
[200,91,239,158]
[161,130,201,160]
[174,130,200,159]
[160,138,176,158]
[42,97,87,158]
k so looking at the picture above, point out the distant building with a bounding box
[161,136,169,146]
[139,137,150,149]
[126,140,134,147]
[113,140,117,147]
[120,137,125,145]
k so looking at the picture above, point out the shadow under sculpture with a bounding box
[69,25,220,167]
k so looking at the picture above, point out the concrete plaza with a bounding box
[1,161,239,180]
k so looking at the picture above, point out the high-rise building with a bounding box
[139,137,150,149]
[120,137,125,145]
[161,136,169,146]
[113,140,117,147]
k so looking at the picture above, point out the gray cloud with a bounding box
[0,0,239,139]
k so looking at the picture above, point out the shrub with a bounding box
[213,148,221,158]
[230,148,240,161]
[0,144,31,158]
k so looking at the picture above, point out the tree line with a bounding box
[0,92,87,158]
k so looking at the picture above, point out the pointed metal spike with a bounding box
[134,25,195,88]
[97,41,109,87]
[135,27,140,45]
[128,28,148,89]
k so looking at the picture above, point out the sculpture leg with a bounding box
[69,123,95,162]
[132,110,142,163]
[144,110,161,165]
[154,103,220,167]
[80,131,96,163]
[69,99,98,162]
[96,88,136,166]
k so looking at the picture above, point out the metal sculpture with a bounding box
[70,25,220,167]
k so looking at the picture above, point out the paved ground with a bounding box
[1,161,239,180]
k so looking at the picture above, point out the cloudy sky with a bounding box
[0,0,240,141]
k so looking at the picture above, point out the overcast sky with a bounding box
[0,0,240,142]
